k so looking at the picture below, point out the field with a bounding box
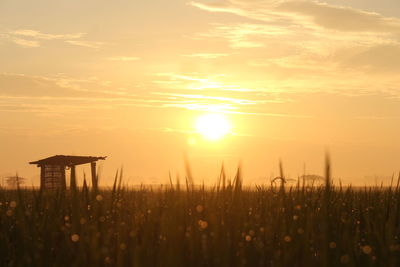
[1,167,400,267]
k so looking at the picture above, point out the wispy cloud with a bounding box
[153,92,261,105]
[107,56,140,61]
[188,0,400,90]
[277,1,400,32]
[155,72,251,91]
[182,53,229,59]
[191,0,400,33]
[189,1,234,13]
[196,23,300,48]
[65,40,106,49]
[155,127,196,134]
[1,29,105,49]
[0,73,131,99]
[12,38,40,48]
[10,29,84,40]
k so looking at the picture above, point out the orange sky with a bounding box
[1,0,400,186]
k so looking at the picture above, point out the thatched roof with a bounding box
[30,155,106,166]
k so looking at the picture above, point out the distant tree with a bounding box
[299,174,325,186]
[5,174,26,188]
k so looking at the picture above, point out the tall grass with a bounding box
[0,165,400,266]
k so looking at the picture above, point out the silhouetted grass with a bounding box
[1,163,400,266]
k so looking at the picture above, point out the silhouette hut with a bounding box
[30,155,106,190]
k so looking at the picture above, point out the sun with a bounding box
[195,113,231,140]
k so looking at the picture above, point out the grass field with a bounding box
[1,166,400,266]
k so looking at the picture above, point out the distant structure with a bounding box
[29,155,106,190]
[4,175,26,189]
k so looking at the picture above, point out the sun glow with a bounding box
[195,113,231,140]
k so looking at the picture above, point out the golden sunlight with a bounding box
[195,113,231,141]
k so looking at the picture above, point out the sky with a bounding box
[1,0,399,186]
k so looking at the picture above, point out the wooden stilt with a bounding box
[70,165,76,191]
[91,162,97,191]
[40,165,45,191]
[61,166,66,191]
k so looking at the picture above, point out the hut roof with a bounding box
[29,155,106,166]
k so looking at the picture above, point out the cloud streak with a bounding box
[182,53,230,59]
[107,56,140,61]
[11,38,40,48]
[191,0,400,33]
[278,1,400,32]
[65,40,106,49]
[1,29,105,49]
[10,29,84,40]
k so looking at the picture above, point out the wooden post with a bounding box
[91,162,97,191]
[40,165,45,191]
[70,165,76,191]
[61,166,66,191]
